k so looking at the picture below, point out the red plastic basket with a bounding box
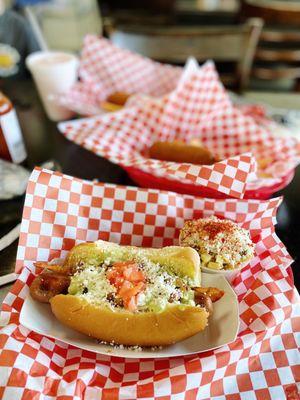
[125,167,295,200]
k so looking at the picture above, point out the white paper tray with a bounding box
[20,273,239,359]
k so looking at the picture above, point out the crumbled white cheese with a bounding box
[104,258,112,266]
[134,256,193,312]
[98,340,143,352]
[68,256,194,313]
[151,346,163,351]
[136,292,146,306]
[98,340,162,352]
[68,265,116,309]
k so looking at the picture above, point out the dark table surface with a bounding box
[0,79,299,295]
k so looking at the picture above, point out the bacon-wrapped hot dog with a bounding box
[30,270,70,303]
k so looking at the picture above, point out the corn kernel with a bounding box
[215,255,223,264]
[208,261,223,270]
[201,253,212,264]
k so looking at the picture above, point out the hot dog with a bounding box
[106,92,131,106]
[149,141,216,165]
[100,92,131,112]
[30,240,224,346]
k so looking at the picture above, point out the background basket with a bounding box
[125,167,295,199]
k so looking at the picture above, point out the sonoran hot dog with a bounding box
[29,240,224,346]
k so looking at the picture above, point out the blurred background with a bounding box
[2,0,300,92]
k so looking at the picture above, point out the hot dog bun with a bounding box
[149,141,216,165]
[50,295,209,346]
[65,240,201,286]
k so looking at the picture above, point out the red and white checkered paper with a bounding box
[59,35,182,116]
[0,168,299,400]
[59,59,300,195]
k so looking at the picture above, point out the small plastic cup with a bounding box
[201,260,250,284]
[26,51,79,121]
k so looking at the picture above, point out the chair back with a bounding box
[240,0,300,90]
[109,18,263,92]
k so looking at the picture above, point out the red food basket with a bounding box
[59,59,300,200]
[125,167,295,200]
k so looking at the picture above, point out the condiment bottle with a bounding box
[0,92,27,164]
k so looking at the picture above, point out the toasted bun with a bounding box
[50,294,209,346]
[65,240,201,286]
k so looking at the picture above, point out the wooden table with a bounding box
[0,80,299,306]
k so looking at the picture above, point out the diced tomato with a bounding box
[123,267,133,280]
[128,269,145,282]
[113,276,125,289]
[106,269,118,280]
[135,281,145,292]
[123,280,134,290]
[126,296,137,312]
[121,283,144,299]
[107,260,146,311]
[118,281,133,297]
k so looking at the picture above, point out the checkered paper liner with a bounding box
[1,168,300,399]
[59,35,182,116]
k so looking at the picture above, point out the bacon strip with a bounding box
[34,262,75,275]
[193,287,224,303]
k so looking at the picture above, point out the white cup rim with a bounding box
[26,51,79,70]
